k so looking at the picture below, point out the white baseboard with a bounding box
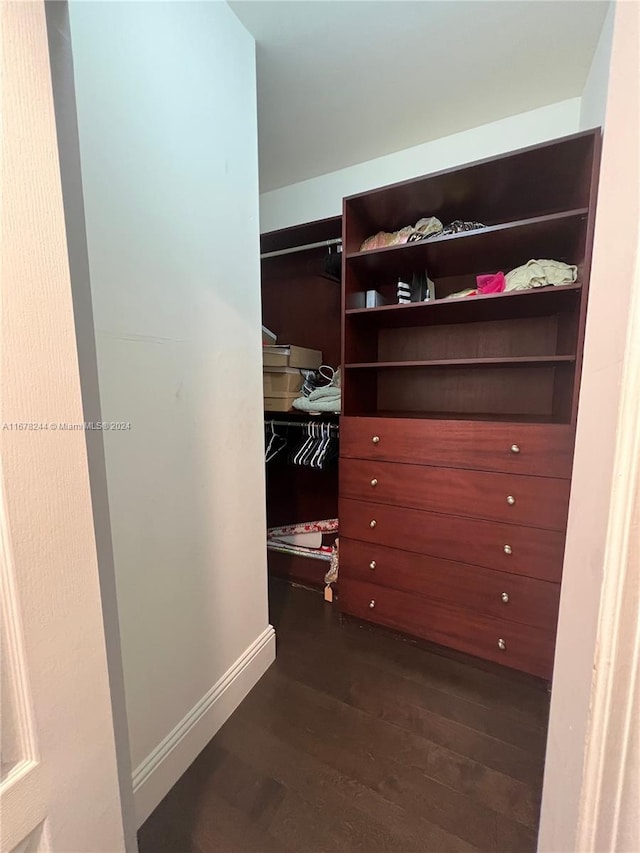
[131,625,276,826]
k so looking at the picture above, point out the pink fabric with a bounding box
[476,272,506,294]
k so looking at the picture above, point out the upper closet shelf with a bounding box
[346,209,588,279]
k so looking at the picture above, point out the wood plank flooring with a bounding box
[138,580,550,852]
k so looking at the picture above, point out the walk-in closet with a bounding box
[214,128,605,853]
[53,2,632,851]
[261,130,599,681]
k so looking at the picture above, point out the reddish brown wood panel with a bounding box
[339,458,570,531]
[261,248,342,369]
[374,364,558,419]
[338,577,556,679]
[340,416,575,478]
[339,498,565,582]
[377,315,560,361]
[339,537,561,631]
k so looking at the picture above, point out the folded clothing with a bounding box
[293,369,341,412]
[360,227,413,251]
[447,259,576,300]
[292,395,341,413]
[308,385,341,402]
[505,259,577,291]
[360,217,443,251]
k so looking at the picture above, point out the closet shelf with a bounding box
[345,410,569,424]
[345,356,576,370]
[345,209,588,278]
[345,283,582,327]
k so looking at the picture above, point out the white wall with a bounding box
[539,1,640,850]
[580,2,615,130]
[1,2,126,849]
[260,98,581,232]
[67,0,274,824]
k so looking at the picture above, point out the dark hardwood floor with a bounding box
[139,580,550,853]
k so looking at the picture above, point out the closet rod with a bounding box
[265,418,339,430]
[260,238,342,260]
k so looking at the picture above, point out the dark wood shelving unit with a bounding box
[341,131,599,425]
[338,129,601,679]
[261,216,342,590]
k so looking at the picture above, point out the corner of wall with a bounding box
[260,98,582,233]
[132,625,275,826]
[579,2,615,130]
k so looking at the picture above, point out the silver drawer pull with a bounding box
[369,519,377,528]
[498,638,506,650]
[503,544,512,555]
[510,444,520,454]
[369,599,376,609]
[369,560,377,570]
[372,435,380,444]
[370,478,378,487]
[506,495,516,506]
[501,592,510,603]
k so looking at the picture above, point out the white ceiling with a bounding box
[230,1,609,193]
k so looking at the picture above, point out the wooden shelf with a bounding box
[344,410,568,424]
[346,284,582,327]
[345,356,576,370]
[343,131,596,242]
[345,210,588,279]
[264,410,339,422]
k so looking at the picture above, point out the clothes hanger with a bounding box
[321,425,340,468]
[303,422,320,466]
[265,421,277,460]
[293,421,314,466]
[310,422,327,469]
[317,423,334,469]
[265,421,287,464]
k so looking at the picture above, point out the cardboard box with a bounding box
[263,368,303,395]
[263,345,322,369]
[264,393,299,412]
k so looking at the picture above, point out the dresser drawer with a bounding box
[340,417,574,478]
[340,458,570,531]
[339,498,565,582]
[339,577,555,678]
[340,538,560,630]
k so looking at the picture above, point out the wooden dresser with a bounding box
[338,131,600,679]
